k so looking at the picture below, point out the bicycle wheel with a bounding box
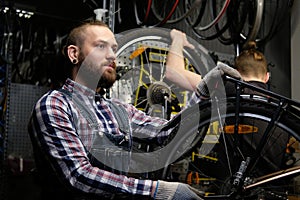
[239,0,264,48]
[196,0,231,31]
[163,91,300,199]
[215,0,247,46]
[133,0,152,25]
[111,27,216,118]
[188,0,232,41]
[184,0,207,27]
[151,0,181,25]
[151,0,202,25]
[254,0,291,47]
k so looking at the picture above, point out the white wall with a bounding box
[291,0,300,101]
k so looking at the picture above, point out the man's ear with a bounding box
[264,72,270,83]
[67,45,79,63]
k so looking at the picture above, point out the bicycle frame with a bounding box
[201,76,300,199]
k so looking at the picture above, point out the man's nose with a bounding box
[107,48,116,60]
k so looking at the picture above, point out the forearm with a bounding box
[165,40,185,83]
[166,33,201,91]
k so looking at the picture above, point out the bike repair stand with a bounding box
[94,0,116,33]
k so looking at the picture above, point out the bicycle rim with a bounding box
[112,27,215,117]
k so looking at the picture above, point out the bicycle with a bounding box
[158,76,300,199]
[112,27,300,199]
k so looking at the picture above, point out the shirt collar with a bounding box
[245,81,267,90]
[63,78,98,100]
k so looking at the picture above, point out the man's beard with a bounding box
[97,70,117,89]
[77,53,117,89]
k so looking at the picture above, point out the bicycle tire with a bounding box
[255,0,291,47]
[187,0,232,41]
[133,0,152,25]
[162,94,300,198]
[151,0,202,25]
[215,0,247,46]
[240,0,264,48]
[194,0,231,31]
[151,0,180,25]
[184,0,207,28]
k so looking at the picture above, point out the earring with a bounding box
[72,59,78,64]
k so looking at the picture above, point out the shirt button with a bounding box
[96,101,100,105]
[108,120,113,124]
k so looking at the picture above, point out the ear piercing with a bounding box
[72,59,78,64]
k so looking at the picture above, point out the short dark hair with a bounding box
[55,20,108,85]
[62,20,108,58]
[235,41,268,79]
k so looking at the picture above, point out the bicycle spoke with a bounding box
[112,27,215,117]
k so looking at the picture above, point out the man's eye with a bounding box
[97,44,105,49]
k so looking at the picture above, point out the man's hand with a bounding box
[196,61,242,97]
[170,29,195,49]
[153,180,203,200]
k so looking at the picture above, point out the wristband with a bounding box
[153,181,160,199]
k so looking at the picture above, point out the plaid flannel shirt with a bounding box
[29,78,173,197]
